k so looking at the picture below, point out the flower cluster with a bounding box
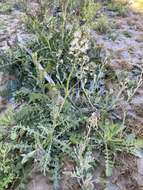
[69,30,98,81]
[69,30,91,56]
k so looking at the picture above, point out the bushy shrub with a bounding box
[0,0,143,189]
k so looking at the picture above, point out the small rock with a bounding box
[27,173,53,190]
[136,34,143,43]
[106,182,120,190]
[137,158,143,175]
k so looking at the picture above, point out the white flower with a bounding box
[80,43,90,53]
[83,55,90,62]
[74,30,82,38]
[70,38,79,47]
[80,38,89,46]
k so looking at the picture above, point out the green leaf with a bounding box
[21,150,36,164]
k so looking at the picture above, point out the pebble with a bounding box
[137,158,143,175]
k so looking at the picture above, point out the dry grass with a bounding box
[131,0,143,12]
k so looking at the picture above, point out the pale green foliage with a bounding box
[108,0,128,17]
[94,15,111,34]
[11,91,85,177]
[82,0,101,22]
[0,143,15,190]
[0,108,15,126]
[91,121,143,176]
[71,147,94,190]
[0,2,13,13]
[70,125,95,190]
